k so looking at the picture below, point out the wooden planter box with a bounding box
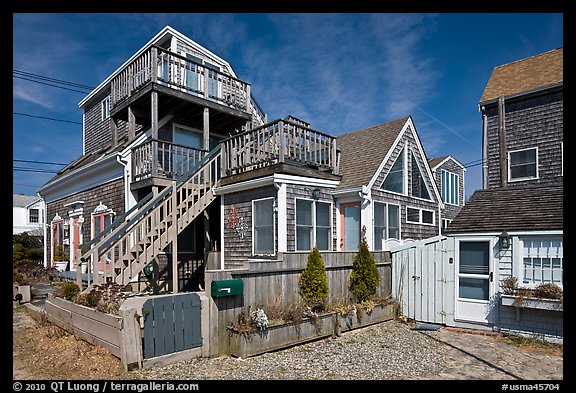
[501,294,563,311]
[228,303,395,358]
[229,312,336,358]
[337,303,395,334]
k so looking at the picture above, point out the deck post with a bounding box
[278,120,285,163]
[171,180,179,294]
[203,108,210,151]
[128,106,136,141]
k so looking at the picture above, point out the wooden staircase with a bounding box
[78,145,222,288]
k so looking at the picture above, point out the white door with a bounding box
[455,238,496,324]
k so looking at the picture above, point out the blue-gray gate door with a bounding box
[142,293,202,359]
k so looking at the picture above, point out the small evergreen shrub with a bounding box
[298,246,329,310]
[61,282,80,301]
[350,238,380,303]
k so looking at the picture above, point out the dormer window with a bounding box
[509,147,538,181]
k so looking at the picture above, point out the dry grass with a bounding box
[497,334,563,357]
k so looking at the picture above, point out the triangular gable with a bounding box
[429,155,466,172]
[367,117,443,208]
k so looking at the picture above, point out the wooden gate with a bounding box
[390,235,456,326]
[142,292,202,359]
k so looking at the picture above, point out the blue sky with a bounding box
[12,13,563,200]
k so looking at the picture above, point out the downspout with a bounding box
[481,105,489,190]
[498,96,507,188]
[116,154,130,214]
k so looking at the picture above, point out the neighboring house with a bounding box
[13,194,45,236]
[37,26,462,298]
[445,48,563,340]
[428,155,466,231]
[334,116,448,252]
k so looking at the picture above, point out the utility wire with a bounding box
[13,159,68,166]
[13,69,95,90]
[13,112,82,125]
[13,75,92,94]
[13,167,59,173]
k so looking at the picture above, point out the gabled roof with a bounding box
[479,48,563,104]
[336,116,409,191]
[445,181,563,234]
[428,155,466,171]
[13,194,42,208]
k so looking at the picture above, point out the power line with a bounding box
[13,112,82,125]
[13,159,68,166]
[13,69,95,90]
[13,75,92,94]
[13,167,59,173]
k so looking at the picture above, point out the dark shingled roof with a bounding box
[428,156,449,169]
[479,48,563,104]
[336,116,409,190]
[446,182,563,233]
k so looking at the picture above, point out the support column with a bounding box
[128,106,136,141]
[111,118,118,149]
[171,180,179,294]
[203,107,210,151]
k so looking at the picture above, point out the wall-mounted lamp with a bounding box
[500,231,510,249]
[312,188,320,199]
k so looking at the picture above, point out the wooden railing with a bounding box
[132,139,206,182]
[78,146,222,287]
[110,45,251,113]
[221,117,339,176]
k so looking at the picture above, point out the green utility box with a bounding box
[211,279,243,297]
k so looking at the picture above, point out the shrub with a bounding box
[298,246,329,310]
[53,245,68,262]
[61,282,80,301]
[13,243,26,265]
[350,238,380,303]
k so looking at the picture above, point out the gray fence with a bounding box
[390,236,455,326]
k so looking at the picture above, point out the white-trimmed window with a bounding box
[382,147,405,194]
[441,169,460,206]
[509,147,538,181]
[253,197,275,255]
[92,202,115,241]
[373,202,401,250]
[295,198,332,251]
[101,96,111,120]
[520,237,563,288]
[411,153,431,200]
[29,208,39,224]
[406,206,435,225]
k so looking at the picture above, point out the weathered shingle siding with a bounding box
[485,90,563,189]
[223,186,277,269]
[286,184,336,252]
[369,129,440,241]
[433,159,465,221]
[45,178,125,262]
[83,91,142,155]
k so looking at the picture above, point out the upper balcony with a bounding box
[220,116,340,184]
[109,45,263,131]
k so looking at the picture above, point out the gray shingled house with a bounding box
[445,48,563,341]
[38,26,465,293]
